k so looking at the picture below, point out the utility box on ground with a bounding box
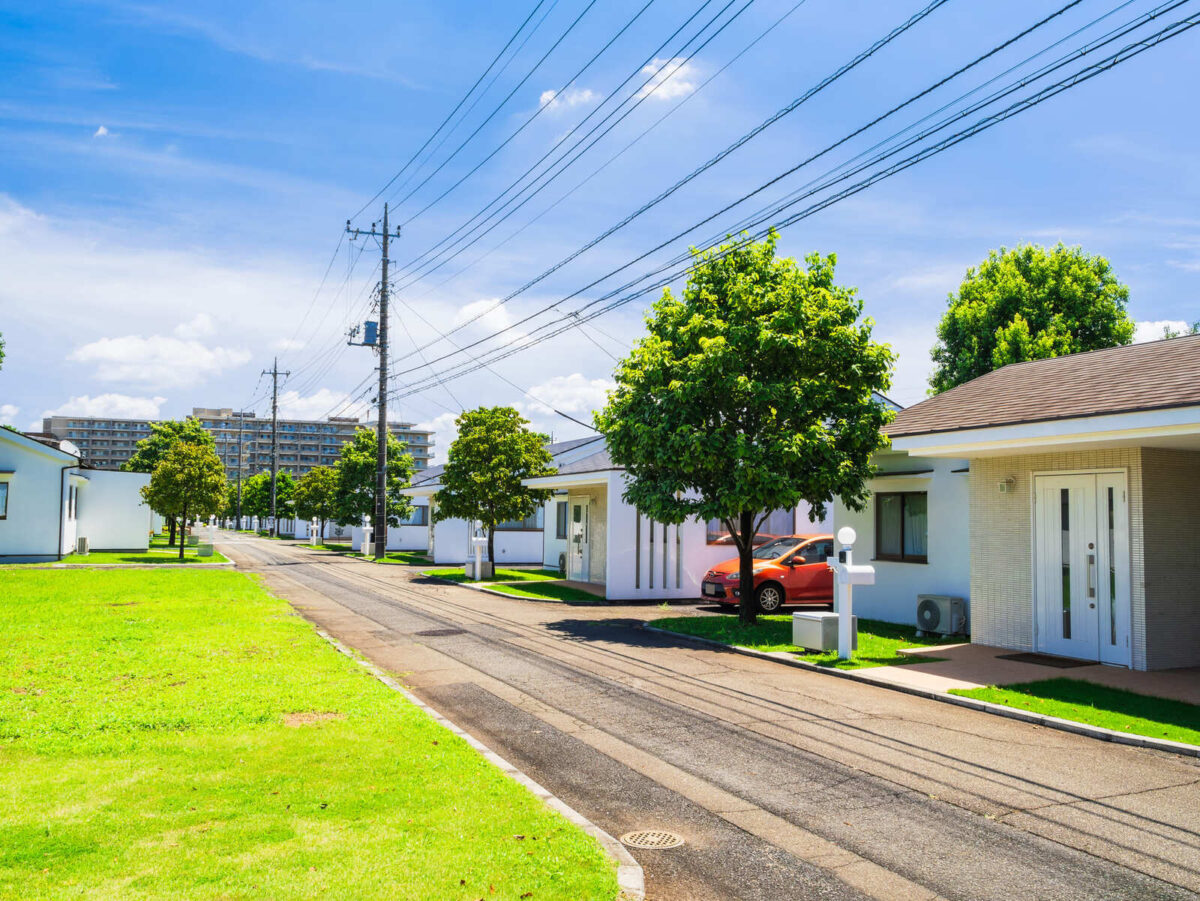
[792,611,857,652]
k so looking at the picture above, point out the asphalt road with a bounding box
[224,535,1200,901]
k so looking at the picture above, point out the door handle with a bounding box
[1087,553,1096,599]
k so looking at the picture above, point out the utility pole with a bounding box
[235,412,245,531]
[347,203,401,560]
[262,359,290,537]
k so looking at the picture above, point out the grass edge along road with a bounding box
[0,568,618,900]
[421,569,604,605]
[652,614,958,669]
[952,678,1200,748]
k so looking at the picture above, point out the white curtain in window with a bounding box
[903,494,928,557]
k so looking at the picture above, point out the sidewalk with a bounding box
[875,642,1200,705]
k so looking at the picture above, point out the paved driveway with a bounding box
[224,535,1200,901]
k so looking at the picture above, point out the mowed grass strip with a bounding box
[951,678,1200,747]
[652,614,957,669]
[483,583,604,605]
[422,568,563,583]
[0,569,617,900]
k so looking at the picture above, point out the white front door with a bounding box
[1034,473,1130,665]
[568,499,590,581]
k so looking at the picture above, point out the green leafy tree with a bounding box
[294,466,339,541]
[595,233,894,625]
[433,407,555,563]
[123,417,216,545]
[929,243,1134,393]
[240,471,296,528]
[141,443,227,559]
[332,428,415,537]
[1162,320,1200,338]
[0,331,5,370]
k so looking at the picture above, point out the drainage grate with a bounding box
[620,830,684,850]
[414,628,467,638]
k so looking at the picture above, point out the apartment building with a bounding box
[42,408,434,479]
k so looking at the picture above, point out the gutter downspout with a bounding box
[57,464,74,561]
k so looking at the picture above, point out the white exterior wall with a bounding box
[430,517,542,564]
[542,497,569,574]
[76,470,151,551]
[0,437,73,561]
[831,454,971,626]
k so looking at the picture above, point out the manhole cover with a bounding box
[620,830,684,850]
[414,628,466,637]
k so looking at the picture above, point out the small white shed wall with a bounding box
[77,470,151,551]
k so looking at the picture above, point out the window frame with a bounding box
[0,481,8,519]
[874,491,928,564]
[555,501,568,540]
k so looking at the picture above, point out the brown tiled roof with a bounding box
[890,334,1200,438]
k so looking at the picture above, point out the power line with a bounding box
[386,0,602,216]
[391,0,952,364]
[351,0,552,221]
[385,4,1199,401]
[403,0,814,307]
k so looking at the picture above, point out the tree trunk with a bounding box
[168,515,177,547]
[738,509,757,626]
[487,525,495,565]
[178,504,188,560]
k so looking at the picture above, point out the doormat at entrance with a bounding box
[996,652,1092,668]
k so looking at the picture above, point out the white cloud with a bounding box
[173,312,216,338]
[69,335,251,387]
[0,403,18,423]
[414,411,459,465]
[637,58,698,101]
[277,387,370,421]
[518,373,614,418]
[42,393,167,420]
[1135,319,1192,342]
[539,87,598,112]
[93,125,109,138]
[453,298,515,334]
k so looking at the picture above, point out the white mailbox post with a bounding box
[310,518,321,547]
[826,526,875,661]
[468,522,491,581]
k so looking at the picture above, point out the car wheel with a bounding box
[755,583,784,614]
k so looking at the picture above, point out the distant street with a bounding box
[226,534,1200,901]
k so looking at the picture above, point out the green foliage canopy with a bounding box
[293,466,339,536]
[141,443,227,558]
[240,471,296,524]
[122,417,214,474]
[433,407,555,562]
[595,232,894,623]
[929,243,1134,393]
[332,428,415,528]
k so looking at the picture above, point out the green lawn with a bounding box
[483,582,604,605]
[0,569,617,900]
[951,678,1200,747]
[57,549,230,565]
[422,568,563,583]
[651,614,958,670]
[347,550,433,565]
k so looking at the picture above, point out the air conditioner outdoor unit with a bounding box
[75,536,89,556]
[916,595,967,636]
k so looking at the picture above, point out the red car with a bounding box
[701,534,835,614]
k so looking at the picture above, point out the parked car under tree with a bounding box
[702,534,835,613]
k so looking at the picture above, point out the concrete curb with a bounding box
[314,627,645,901]
[641,624,1200,759]
[28,560,235,569]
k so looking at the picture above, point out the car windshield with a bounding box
[752,537,800,560]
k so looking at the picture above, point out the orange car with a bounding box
[700,534,835,614]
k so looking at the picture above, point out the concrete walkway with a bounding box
[873,642,1200,704]
[224,534,1200,901]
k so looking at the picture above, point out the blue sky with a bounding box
[1,0,1197,458]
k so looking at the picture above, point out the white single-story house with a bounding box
[0,429,152,562]
[830,450,971,626]
[523,445,830,601]
[401,437,606,564]
[870,334,1200,671]
[347,498,431,552]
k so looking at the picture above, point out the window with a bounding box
[0,482,7,519]
[875,492,927,563]
[555,501,568,540]
[400,506,428,526]
[495,509,544,531]
[706,508,795,545]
